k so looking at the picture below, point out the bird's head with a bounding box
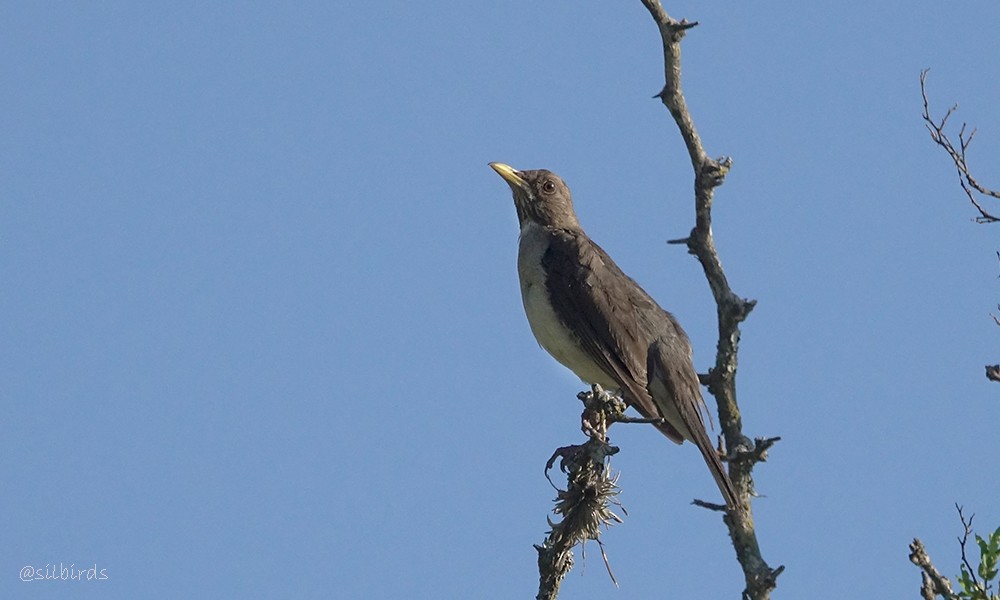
[489,163,581,230]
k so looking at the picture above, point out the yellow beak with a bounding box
[489,162,529,193]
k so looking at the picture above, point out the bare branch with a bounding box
[909,538,961,600]
[638,1,779,598]
[535,386,626,600]
[920,69,1000,224]
[922,73,1000,382]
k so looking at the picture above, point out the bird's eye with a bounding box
[541,180,556,194]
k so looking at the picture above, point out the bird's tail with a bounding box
[646,341,741,511]
[695,428,740,511]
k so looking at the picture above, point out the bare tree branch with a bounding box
[535,386,627,600]
[909,538,961,600]
[920,69,1000,224]
[921,71,1000,383]
[638,2,781,598]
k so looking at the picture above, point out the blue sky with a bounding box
[3,2,999,598]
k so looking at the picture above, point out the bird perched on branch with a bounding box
[490,162,739,510]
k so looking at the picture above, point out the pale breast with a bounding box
[516,222,617,388]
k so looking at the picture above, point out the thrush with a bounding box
[490,162,739,510]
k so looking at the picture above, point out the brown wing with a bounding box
[541,229,686,442]
[543,229,739,508]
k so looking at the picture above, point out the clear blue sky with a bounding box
[3,2,999,598]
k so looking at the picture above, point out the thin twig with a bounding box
[921,71,1000,383]
[956,505,984,593]
[919,69,1000,224]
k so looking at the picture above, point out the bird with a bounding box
[489,162,739,510]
